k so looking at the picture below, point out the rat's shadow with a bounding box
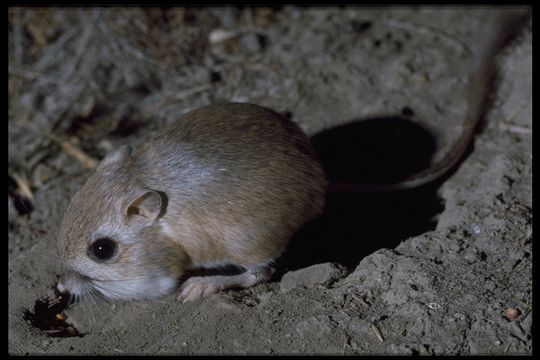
[275,115,447,276]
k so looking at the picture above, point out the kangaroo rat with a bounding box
[56,9,528,302]
[57,103,327,302]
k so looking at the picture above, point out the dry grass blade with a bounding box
[46,133,99,170]
[13,120,99,170]
[370,323,384,343]
[8,171,34,201]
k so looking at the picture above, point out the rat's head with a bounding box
[57,146,186,301]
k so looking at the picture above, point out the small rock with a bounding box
[209,29,238,44]
[280,262,347,292]
[504,307,520,320]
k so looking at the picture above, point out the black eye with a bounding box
[88,238,117,261]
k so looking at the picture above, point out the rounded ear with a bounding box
[126,190,168,222]
[97,145,132,172]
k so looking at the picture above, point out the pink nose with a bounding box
[56,279,69,294]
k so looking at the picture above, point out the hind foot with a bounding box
[177,265,274,303]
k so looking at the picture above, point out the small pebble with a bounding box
[504,307,520,320]
[209,29,238,44]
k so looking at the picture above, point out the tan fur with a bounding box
[58,103,326,300]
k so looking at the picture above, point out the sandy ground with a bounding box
[8,7,532,355]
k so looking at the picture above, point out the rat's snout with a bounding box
[56,277,69,294]
[56,272,88,299]
[56,274,75,294]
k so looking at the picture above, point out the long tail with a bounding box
[328,8,530,193]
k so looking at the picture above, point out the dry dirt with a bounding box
[8,6,532,355]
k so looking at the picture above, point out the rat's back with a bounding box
[128,103,327,266]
